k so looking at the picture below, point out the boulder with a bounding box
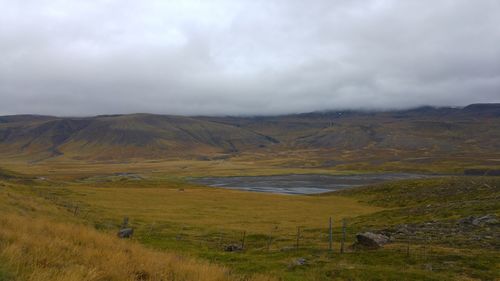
[458,214,498,227]
[287,257,308,269]
[294,258,307,266]
[354,232,390,249]
[472,214,498,226]
[117,228,134,238]
[224,244,243,252]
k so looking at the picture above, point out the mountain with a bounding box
[0,104,499,162]
[0,114,278,160]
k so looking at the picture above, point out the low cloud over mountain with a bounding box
[1,0,499,116]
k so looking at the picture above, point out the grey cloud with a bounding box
[0,0,499,116]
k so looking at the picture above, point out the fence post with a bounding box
[121,217,129,229]
[406,236,410,257]
[296,226,301,250]
[406,211,410,258]
[218,231,224,248]
[241,231,246,250]
[266,230,273,251]
[83,210,89,220]
[340,218,346,254]
[329,217,333,252]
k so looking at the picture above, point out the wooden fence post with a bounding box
[148,222,155,237]
[218,231,224,248]
[406,236,410,257]
[406,211,410,258]
[121,217,129,229]
[329,217,333,252]
[241,231,246,250]
[295,226,301,250]
[266,225,278,252]
[266,230,273,251]
[340,218,346,254]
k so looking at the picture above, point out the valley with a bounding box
[2,2,499,280]
[0,105,499,281]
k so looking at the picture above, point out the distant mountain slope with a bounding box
[0,114,278,160]
[203,103,500,150]
[0,104,499,160]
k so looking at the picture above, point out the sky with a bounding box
[1,0,499,116]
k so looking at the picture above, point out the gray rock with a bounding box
[458,214,498,227]
[117,228,134,238]
[355,232,390,249]
[457,216,474,225]
[472,214,498,226]
[294,258,307,266]
[224,244,243,252]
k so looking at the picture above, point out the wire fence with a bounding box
[35,190,497,267]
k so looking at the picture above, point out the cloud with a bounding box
[0,0,499,116]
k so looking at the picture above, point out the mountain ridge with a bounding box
[1,103,499,161]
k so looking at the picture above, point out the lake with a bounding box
[191,173,432,195]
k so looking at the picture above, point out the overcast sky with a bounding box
[1,0,499,116]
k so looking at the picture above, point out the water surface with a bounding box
[192,173,431,195]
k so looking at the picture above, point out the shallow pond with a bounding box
[191,173,433,195]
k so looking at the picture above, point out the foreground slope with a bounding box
[0,173,273,281]
[2,166,497,281]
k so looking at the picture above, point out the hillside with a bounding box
[0,114,277,160]
[0,104,499,167]
[1,167,497,281]
[0,173,274,281]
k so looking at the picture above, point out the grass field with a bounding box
[0,163,499,280]
[0,175,276,281]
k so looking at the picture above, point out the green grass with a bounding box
[0,263,12,281]
[1,164,499,280]
[336,176,500,225]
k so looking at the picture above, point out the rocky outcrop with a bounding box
[354,232,390,249]
[457,214,498,227]
[223,244,243,252]
[117,228,134,238]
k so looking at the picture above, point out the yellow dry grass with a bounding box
[0,156,359,181]
[0,213,275,281]
[0,182,275,281]
[58,185,382,234]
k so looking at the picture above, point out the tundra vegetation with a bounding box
[0,106,499,280]
[0,165,498,281]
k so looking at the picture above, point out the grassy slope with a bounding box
[0,175,274,281]
[1,165,499,280]
[335,177,500,280]
[7,171,496,281]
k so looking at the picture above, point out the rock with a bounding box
[457,216,474,225]
[224,244,243,252]
[472,215,498,226]
[354,232,390,249]
[287,257,308,269]
[378,228,394,238]
[117,228,134,238]
[294,258,307,266]
[458,214,498,227]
